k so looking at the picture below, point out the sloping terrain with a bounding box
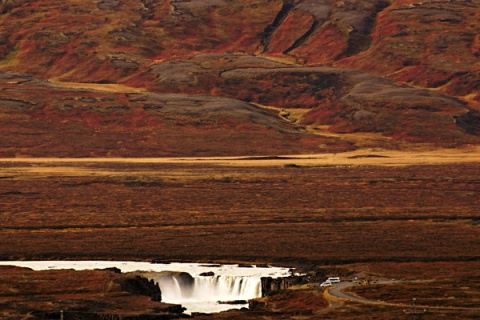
[1,70,350,157]
[135,57,478,145]
[335,0,480,100]
[1,0,479,156]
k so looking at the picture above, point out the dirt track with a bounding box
[326,281,480,313]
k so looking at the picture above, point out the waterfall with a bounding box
[0,261,293,314]
[155,272,262,303]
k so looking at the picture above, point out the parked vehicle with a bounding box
[327,277,340,283]
[320,276,340,287]
[320,280,332,287]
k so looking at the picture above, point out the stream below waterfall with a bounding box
[0,261,293,314]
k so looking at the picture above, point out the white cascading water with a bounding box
[157,274,262,302]
[154,272,264,313]
[0,261,293,314]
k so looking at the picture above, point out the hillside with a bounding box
[1,0,479,156]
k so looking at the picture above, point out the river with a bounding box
[0,260,292,314]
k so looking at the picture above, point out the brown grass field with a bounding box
[0,150,479,318]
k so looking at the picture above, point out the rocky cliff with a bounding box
[115,276,162,302]
[0,266,186,320]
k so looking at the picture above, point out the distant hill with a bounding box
[0,0,479,156]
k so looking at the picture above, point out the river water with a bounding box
[0,261,292,314]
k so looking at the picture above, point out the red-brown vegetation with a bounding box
[1,1,479,149]
[1,160,479,318]
[1,0,480,318]
[0,266,183,319]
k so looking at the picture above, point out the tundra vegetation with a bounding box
[0,0,479,319]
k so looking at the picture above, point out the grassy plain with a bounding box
[0,150,479,318]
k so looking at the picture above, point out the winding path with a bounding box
[324,281,480,313]
[328,281,372,303]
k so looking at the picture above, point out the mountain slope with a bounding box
[0,0,479,156]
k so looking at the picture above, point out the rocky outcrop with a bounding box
[260,265,327,297]
[115,276,162,302]
[0,267,186,320]
[261,268,325,296]
[261,276,306,296]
